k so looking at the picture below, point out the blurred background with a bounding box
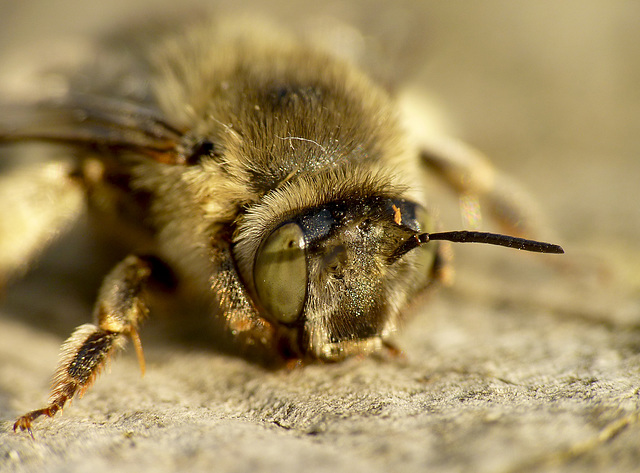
[0,2,638,472]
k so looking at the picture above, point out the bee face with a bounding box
[237,183,437,360]
[299,199,434,359]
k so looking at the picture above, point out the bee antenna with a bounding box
[389,230,563,263]
[418,231,564,254]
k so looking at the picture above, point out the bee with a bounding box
[0,18,563,436]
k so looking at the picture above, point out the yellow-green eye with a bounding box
[254,222,307,323]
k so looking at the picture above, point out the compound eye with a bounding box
[254,222,307,323]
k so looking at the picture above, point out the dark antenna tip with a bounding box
[419,231,564,254]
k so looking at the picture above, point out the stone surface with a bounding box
[1,2,639,473]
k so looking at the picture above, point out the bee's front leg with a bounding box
[398,90,549,240]
[13,254,167,437]
[418,135,547,240]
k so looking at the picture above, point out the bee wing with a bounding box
[0,94,184,164]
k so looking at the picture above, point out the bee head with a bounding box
[249,197,438,360]
[234,173,563,362]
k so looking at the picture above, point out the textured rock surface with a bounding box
[1,2,639,473]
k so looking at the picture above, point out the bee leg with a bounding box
[398,90,547,238]
[418,135,548,239]
[211,242,281,361]
[0,160,84,286]
[13,254,160,436]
